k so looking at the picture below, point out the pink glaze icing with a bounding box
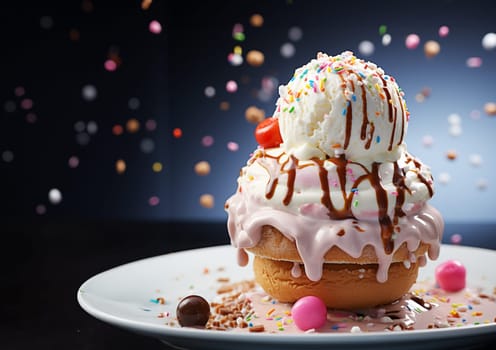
[225,145,444,283]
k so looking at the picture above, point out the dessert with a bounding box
[225,51,444,309]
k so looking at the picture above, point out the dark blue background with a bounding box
[1,0,495,225]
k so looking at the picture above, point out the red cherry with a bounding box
[254,117,282,148]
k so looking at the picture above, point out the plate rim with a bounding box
[77,244,496,344]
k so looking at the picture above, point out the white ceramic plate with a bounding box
[78,245,496,350]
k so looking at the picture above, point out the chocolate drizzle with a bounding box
[259,150,432,254]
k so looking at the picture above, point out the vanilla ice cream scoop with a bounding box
[274,51,409,163]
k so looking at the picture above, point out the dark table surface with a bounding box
[3,220,496,349]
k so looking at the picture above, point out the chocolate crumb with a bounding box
[249,324,265,332]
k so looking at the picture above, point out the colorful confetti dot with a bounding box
[468,154,482,167]
[450,233,462,244]
[246,50,265,67]
[14,86,25,97]
[20,98,33,110]
[35,204,47,215]
[201,135,214,147]
[2,150,14,163]
[219,101,230,111]
[358,40,374,56]
[68,156,79,168]
[438,172,451,185]
[422,135,434,147]
[104,59,117,72]
[152,162,163,172]
[382,34,392,46]
[245,106,265,124]
[280,42,295,58]
[126,118,140,133]
[194,161,211,176]
[424,40,440,58]
[82,84,98,101]
[204,86,216,98]
[438,25,450,38]
[48,188,62,205]
[148,196,160,206]
[227,141,239,152]
[446,150,457,161]
[249,14,264,27]
[482,32,496,50]
[112,124,124,136]
[405,34,420,49]
[140,138,155,153]
[149,20,162,34]
[466,57,482,68]
[87,121,98,135]
[227,53,243,66]
[172,128,183,138]
[379,25,387,36]
[116,159,126,174]
[484,102,496,116]
[128,97,140,110]
[226,80,238,93]
[288,26,303,41]
[145,119,157,131]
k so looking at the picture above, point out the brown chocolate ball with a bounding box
[176,295,210,327]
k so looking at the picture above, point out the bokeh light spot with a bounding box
[2,150,14,163]
[482,32,496,50]
[173,128,183,138]
[140,138,155,153]
[148,196,160,206]
[249,14,264,27]
[358,40,374,56]
[128,97,140,110]
[280,42,295,58]
[288,26,303,41]
[424,40,440,58]
[194,161,211,176]
[405,34,420,49]
[466,57,482,68]
[116,159,126,174]
[112,124,124,136]
[68,156,79,168]
[126,118,140,133]
[201,135,214,147]
[245,106,265,124]
[246,50,265,67]
[199,194,214,208]
[226,80,238,93]
[204,86,216,98]
[48,188,62,205]
[104,59,117,71]
[227,141,239,152]
[149,20,162,34]
[82,84,98,101]
[438,25,449,38]
[152,162,163,172]
[483,102,496,116]
[145,119,157,131]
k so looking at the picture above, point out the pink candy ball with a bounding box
[435,260,466,292]
[291,296,327,331]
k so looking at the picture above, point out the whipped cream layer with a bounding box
[225,148,444,282]
[275,51,408,163]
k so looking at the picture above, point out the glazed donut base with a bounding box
[253,255,420,309]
